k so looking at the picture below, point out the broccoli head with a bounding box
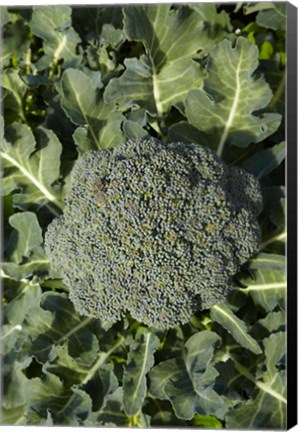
[45,138,262,329]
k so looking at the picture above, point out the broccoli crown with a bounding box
[45,138,262,329]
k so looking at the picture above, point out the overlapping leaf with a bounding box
[149,331,224,420]
[239,268,286,312]
[261,197,286,251]
[2,212,49,280]
[0,13,31,69]
[29,6,82,71]
[259,310,285,333]
[244,2,286,31]
[0,69,28,122]
[210,304,262,354]
[185,37,282,156]
[105,4,231,116]
[1,121,63,215]
[22,292,99,364]
[1,287,125,425]
[226,332,286,429]
[123,329,159,416]
[248,253,285,272]
[84,388,126,426]
[241,141,285,179]
[57,68,124,151]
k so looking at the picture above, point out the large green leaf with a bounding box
[185,37,281,157]
[105,4,230,116]
[1,122,63,215]
[226,332,286,429]
[1,271,43,358]
[211,304,262,354]
[50,386,93,425]
[3,282,41,325]
[0,68,28,122]
[258,311,285,333]
[244,3,286,31]
[241,141,285,179]
[261,197,286,252]
[2,212,49,280]
[85,388,126,426]
[6,212,43,263]
[239,269,286,312]
[189,3,232,30]
[123,329,159,416]
[23,292,99,364]
[2,357,33,410]
[149,331,224,420]
[58,68,125,151]
[29,6,82,71]
[248,253,285,272]
[0,17,31,69]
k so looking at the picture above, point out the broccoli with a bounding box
[45,138,262,329]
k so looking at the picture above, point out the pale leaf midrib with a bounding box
[212,305,259,351]
[130,333,151,408]
[0,151,62,209]
[53,34,67,63]
[152,70,163,115]
[241,282,286,292]
[216,50,243,157]
[232,356,287,404]
[66,78,101,147]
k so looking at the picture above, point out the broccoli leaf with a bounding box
[84,388,126,426]
[2,357,33,410]
[0,17,31,70]
[241,141,285,179]
[29,6,82,71]
[261,197,286,252]
[58,68,125,151]
[0,122,63,215]
[248,253,285,272]
[258,310,285,333]
[239,269,286,312]
[189,3,232,30]
[50,386,93,425]
[2,212,49,280]
[0,68,28,122]
[123,329,160,416]
[105,4,231,116]
[23,292,99,364]
[149,331,225,420]
[185,37,282,156]
[210,304,262,354]
[244,2,286,31]
[3,281,42,328]
[226,332,286,429]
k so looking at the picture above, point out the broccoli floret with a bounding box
[45,138,262,329]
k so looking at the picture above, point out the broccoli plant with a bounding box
[45,138,262,328]
[1,3,288,429]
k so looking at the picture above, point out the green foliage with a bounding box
[123,329,160,416]
[58,68,124,151]
[1,121,63,215]
[185,37,281,157]
[105,4,229,115]
[1,3,286,429]
[244,2,286,31]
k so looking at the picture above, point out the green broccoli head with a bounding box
[45,138,262,329]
